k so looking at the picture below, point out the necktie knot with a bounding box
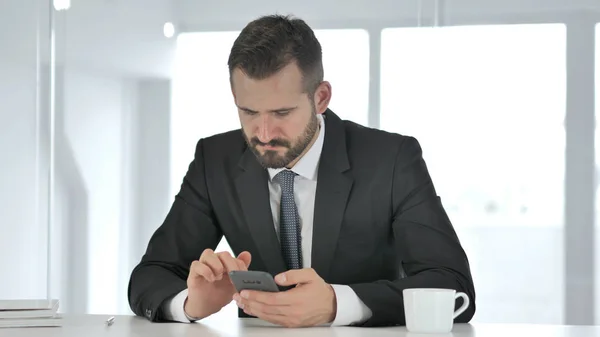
[274,170,297,190]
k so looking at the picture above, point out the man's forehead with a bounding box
[233,73,307,107]
[232,63,304,90]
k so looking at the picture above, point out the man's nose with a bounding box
[256,115,273,143]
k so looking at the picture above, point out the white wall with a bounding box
[0,58,172,316]
[0,0,52,301]
[47,70,173,315]
[59,69,129,314]
[0,0,175,315]
[56,0,175,78]
[134,80,172,258]
[0,59,47,301]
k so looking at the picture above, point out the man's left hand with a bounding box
[233,268,337,328]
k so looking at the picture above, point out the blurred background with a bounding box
[1,0,598,326]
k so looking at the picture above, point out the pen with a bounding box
[106,316,115,326]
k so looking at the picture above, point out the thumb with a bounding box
[275,268,319,286]
[237,251,252,268]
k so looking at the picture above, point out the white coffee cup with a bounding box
[403,288,470,334]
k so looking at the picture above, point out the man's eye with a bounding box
[276,111,290,116]
[244,110,258,116]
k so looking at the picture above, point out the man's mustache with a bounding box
[251,137,291,148]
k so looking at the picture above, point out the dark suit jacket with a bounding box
[127,109,476,327]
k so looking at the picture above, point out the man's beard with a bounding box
[245,110,319,169]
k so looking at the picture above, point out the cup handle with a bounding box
[453,292,470,319]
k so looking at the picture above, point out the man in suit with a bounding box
[127,14,475,328]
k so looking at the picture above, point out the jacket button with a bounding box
[145,309,152,318]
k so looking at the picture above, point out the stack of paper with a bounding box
[0,299,62,328]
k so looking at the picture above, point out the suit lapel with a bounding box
[311,110,353,281]
[235,149,287,275]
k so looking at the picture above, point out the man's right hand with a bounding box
[184,249,252,319]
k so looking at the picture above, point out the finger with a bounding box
[235,292,289,312]
[217,251,242,273]
[229,257,247,272]
[237,251,252,268]
[275,268,319,286]
[235,258,248,271]
[241,299,286,316]
[189,260,217,283]
[199,248,215,260]
[240,289,293,306]
[199,250,225,280]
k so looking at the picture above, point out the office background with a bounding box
[1,0,598,326]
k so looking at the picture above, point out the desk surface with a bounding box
[2,314,600,337]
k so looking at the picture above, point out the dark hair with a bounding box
[227,14,324,95]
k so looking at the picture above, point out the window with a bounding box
[314,29,370,126]
[381,24,566,323]
[171,31,240,253]
[171,31,240,197]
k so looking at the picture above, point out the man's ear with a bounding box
[313,81,332,114]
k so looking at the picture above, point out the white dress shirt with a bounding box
[163,114,373,325]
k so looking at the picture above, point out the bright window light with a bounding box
[170,31,240,200]
[314,29,370,127]
[53,0,70,11]
[163,22,175,38]
[380,23,566,325]
[381,24,566,228]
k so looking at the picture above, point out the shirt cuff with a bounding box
[330,284,373,326]
[162,288,198,322]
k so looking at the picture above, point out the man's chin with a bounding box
[256,153,290,169]
[248,146,295,168]
[259,158,288,169]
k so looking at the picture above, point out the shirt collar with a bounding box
[267,114,325,181]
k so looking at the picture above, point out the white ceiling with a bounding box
[2,0,600,78]
[177,0,600,29]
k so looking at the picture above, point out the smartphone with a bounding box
[228,270,280,293]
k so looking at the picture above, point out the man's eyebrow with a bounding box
[237,106,298,113]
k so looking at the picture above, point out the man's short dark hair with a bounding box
[228,14,324,95]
